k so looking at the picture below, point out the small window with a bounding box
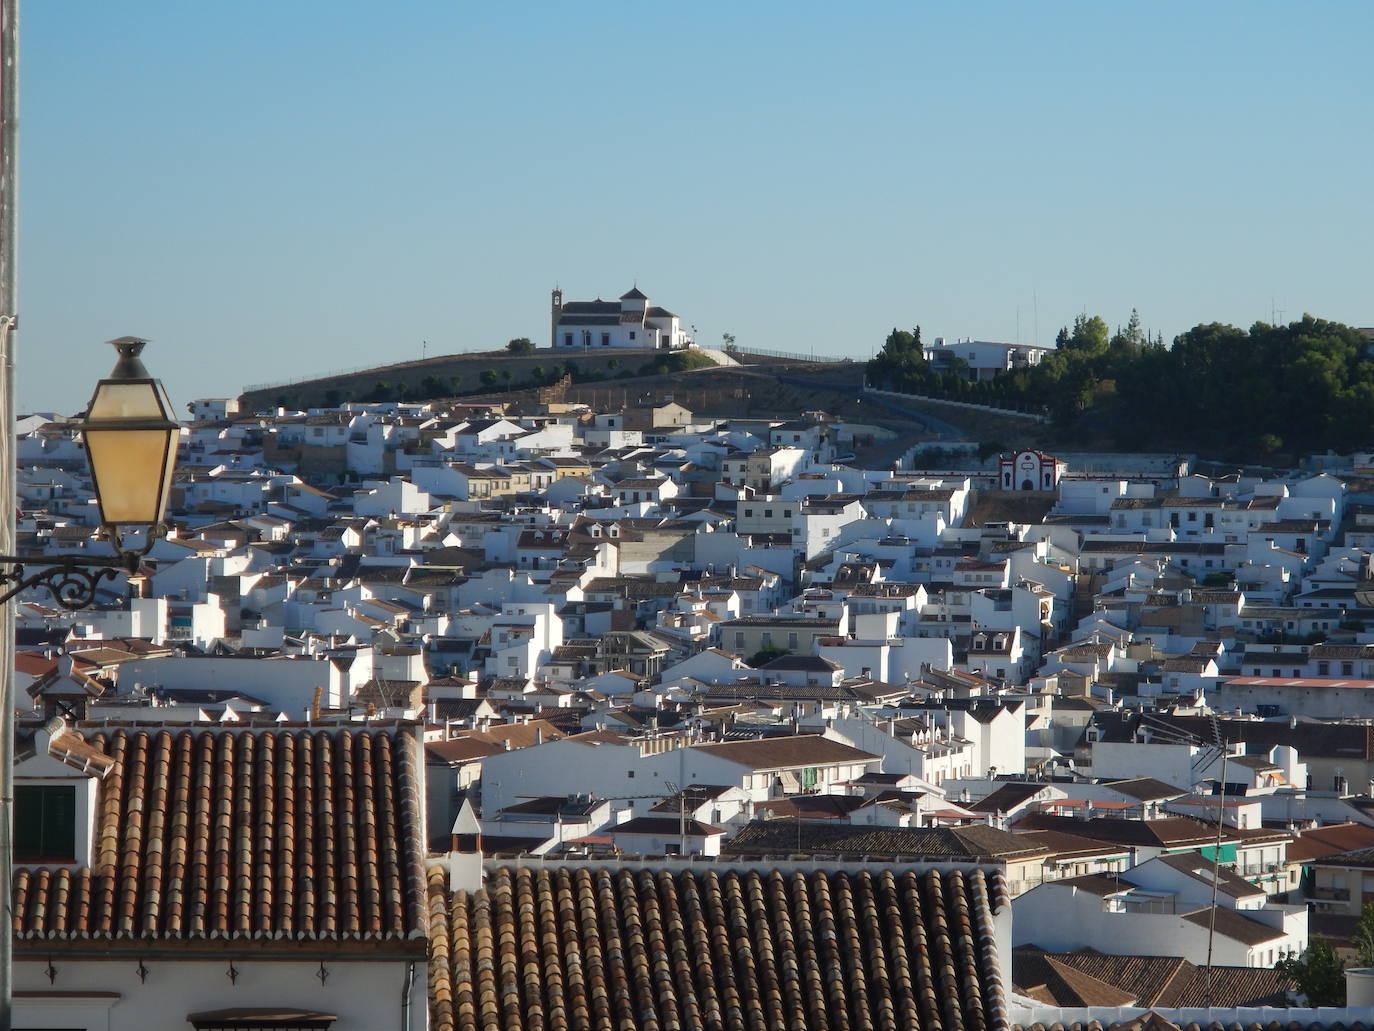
[1343,662,1354,676]
[629,331,636,340]
[601,333,610,347]
[15,784,76,864]
[564,333,573,346]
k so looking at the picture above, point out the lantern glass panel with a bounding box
[84,427,176,525]
[88,381,170,421]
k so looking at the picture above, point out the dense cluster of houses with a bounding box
[15,391,1374,1028]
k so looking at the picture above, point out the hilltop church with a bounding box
[550,286,694,351]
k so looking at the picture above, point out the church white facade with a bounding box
[550,286,694,351]
[1000,448,1065,491]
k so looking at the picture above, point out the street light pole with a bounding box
[0,0,18,1026]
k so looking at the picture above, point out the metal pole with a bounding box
[1204,746,1227,1009]
[0,0,16,1025]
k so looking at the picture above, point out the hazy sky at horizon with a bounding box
[16,1,1373,413]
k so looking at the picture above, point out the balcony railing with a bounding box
[1310,886,1350,901]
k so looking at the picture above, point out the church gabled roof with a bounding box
[619,286,648,300]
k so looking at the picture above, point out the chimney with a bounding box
[448,799,485,893]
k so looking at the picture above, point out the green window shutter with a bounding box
[14,785,77,863]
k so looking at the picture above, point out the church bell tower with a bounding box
[550,287,563,349]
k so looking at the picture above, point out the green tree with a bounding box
[506,337,535,354]
[1352,901,1374,967]
[1276,938,1344,1005]
[866,327,927,391]
[1108,308,1146,363]
[479,369,498,386]
[722,332,738,354]
[976,440,1007,463]
[1060,313,1110,359]
[864,312,1374,458]
[746,646,790,668]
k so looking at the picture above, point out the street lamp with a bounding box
[78,337,179,567]
[0,336,179,608]
[0,334,179,1031]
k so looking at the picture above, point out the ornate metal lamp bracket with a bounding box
[0,555,124,610]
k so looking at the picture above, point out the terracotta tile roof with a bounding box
[726,821,1047,862]
[1013,946,1293,1008]
[969,782,1047,814]
[1101,777,1188,802]
[13,725,428,946]
[427,864,1011,1031]
[1014,950,1138,1007]
[690,734,878,771]
[1179,905,1286,946]
[1290,822,1374,863]
[1011,814,1219,849]
[1159,962,1293,1007]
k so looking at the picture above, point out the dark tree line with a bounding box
[867,312,1374,456]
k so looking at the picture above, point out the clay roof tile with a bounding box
[427,863,1007,1031]
[12,723,426,947]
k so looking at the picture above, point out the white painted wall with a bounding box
[115,655,345,711]
[13,956,424,1031]
[1013,881,1305,967]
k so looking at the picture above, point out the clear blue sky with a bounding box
[17,1,1373,413]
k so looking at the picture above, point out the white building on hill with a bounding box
[550,286,694,351]
[923,337,1049,380]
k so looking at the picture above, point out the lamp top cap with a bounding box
[105,336,151,379]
